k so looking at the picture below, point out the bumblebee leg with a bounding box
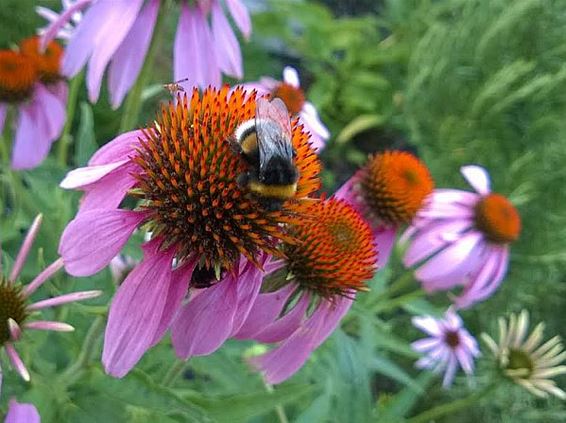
[237,172,250,188]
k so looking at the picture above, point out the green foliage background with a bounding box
[0,0,565,421]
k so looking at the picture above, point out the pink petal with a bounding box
[89,129,144,165]
[430,189,478,207]
[225,0,251,39]
[211,0,243,78]
[86,0,144,103]
[28,290,101,310]
[312,296,353,350]
[24,321,74,332]
[5,399,40,423]
[5,344,30,381]
[455,347,474,375]
[60,160,129,189]
[373,226,397,269]
[174,4,220,89]
[59,209,146,276]
[46,80,69,104]
[11,103,50,170]
[0,104,6,133]
[108,0,159,108]
[300,102,330,139]
[23,257,64,296]
[230,259,266,335]
[34,83,66,141]
[442,354,458,388]
[171,273,238,359]
[103,241,175,377]
[411,337,442,353]
[9,214,42,281]
[282,66,300,88]
[40,0,93,50]
[8,319,22,341]
[460,165,491,195]
[412,316,442,337]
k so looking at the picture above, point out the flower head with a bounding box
[0,36,67,170]
[0,215,100,384]
[237,198,378,383]
[482,310,566,399]
[403,165,521,308]
[59,85,320,377]
[412,308,479,388]
[245,66,330,151]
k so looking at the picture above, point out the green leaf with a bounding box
[369,355,422,394]
[335,114,385,145]
[74,102,97,167]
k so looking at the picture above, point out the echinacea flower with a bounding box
[412,308,479,388]
[337,150,435,268]
[245,66,330,151]
[40,0,251,108]
[402,165,521,308]
[237,197,378,383]
[482,310,566,399]
[0,215,101,385]
[58,86,321,377]
[5,399,40,423]
[0,36,66,169]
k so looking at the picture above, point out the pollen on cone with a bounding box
[0,50,37,102]
[474,193,521,244]
[284,198,378,299]
[20,36,63,84]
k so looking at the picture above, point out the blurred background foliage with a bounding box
[1,0,565,421]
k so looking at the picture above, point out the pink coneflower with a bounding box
[412,308,479,388]
[237,198,378,384]
[0,215,101,385]
[245,66,330,151]
[5,399,40,423]
[40,0,251,108]
[58,86,321,377]
[336,150,435,268]
[0,36,66,170]
[402,165,521,308]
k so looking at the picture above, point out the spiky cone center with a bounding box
[0,50,37,103]
[284,198,377,299]
[272,82,305,115]
[475,193,521,244]
[20,36,63,85]
[133,86,321,271]
[360,151,434,225]
[444,330,461,349]
[505,348,534,378]
[0,278,28,345]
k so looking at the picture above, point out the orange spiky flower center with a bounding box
[133,86,321,272]
[284,198,377,299]
[272,82,305,115]
[474,193,521,244]
[0,50,37,103]
[0,277,28,345]
[360,151,434,225]
[20,36,63,85]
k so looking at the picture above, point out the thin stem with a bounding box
[407,383,497,423]
[57,70,84,167]
[59,316,105,385]
[374,289,426,313]
[161,359,188,387]
[119,0,169,133]
[387,270,416,296]
[265,382,289,423]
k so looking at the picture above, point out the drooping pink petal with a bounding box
[103,242,175,378]
[442,354,458,387]
[46,80,69,105]
[9,215,42,282]
[34,83,66,141]
[89,129,144,165]
[59,209,146,276]
[108,0,159,108]
[11,104,49,170]
[40,0,93,50]
[460,165,491,195]
[312,296,353,350]
[60,160,128,189]
[230,260,266,335]
[24,321,74,332]
[429,189,478,207]
[150,258,197,346]
[211,0,243,78]
[23,258,64,297]
[300,102,330,139]
[171,273,238,359]
[5,344,30,381]
[5,399,40,423]
[8,319,22,342]
[28,290,101,310]
[175,3,221,89]
[411,337,442,353]
[373,226,397,268]
[86,0,145,103]
[0,104,6,133]
[282,66,300,88]
[225,0,251,39]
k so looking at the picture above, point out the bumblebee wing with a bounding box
[255,97,293,172]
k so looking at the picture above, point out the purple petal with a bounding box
[5,399,40,423]
[10,214,42,282]
[225,0,251,39]
[171,273,238,359]
[300,102,330,139]
[373,226,397,268]
[5,344,30,381]
[28,290,101,310]
[40,0,93,50]
[455,346,474,375]
[174,4,220,89]
[46,80,69,104]
[442,354,458,388]
[34,83,66,141]
[103,243,176,378]
[108,0,159,108]
[23,258,64,296]
[60,160,129,189]
[11,103,50,170]
[460,165,491,195]
[411,337,442,353]
[211,1,243,78]
[430,189,478,207]
[24,321,74,332]
[59,209,146,276]
[312,296,353,349]
[412,316,442,337]
[0,104,6,133]
[89,129,144,165]
[86,0,145,103]
[230,260,266,335]
[282,66,300,88]
[8,319,22,342]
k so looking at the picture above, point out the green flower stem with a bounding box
[387,270,416,296]
[59,316,105,385]
[57,70,84,167]
[406,383,497,423]
[161,359,188,387]
[119,0,169,133]
[265,382,289,423]
[374,289,426,313]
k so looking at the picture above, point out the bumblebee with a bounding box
[234,97,299,211]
